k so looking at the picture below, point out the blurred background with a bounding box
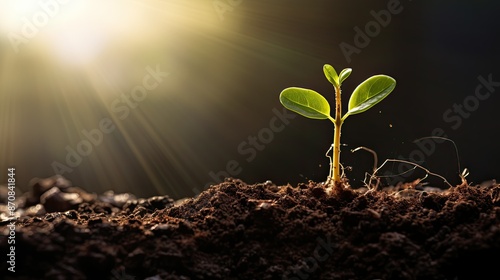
[1,0,499,199]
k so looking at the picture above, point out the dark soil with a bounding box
[2,175,500,280]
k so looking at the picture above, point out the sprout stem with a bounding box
[332,84,343,185]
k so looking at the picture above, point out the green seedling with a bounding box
[279,64,396,187]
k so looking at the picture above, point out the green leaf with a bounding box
[323,64,339,87]
[279,87,331,120]
[344,75,396,120]
[339,68,352,84]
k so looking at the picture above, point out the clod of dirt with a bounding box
[1,176,500,279]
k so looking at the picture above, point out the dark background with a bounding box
[1,0,499,200]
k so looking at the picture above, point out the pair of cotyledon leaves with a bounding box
[280,64,396,122]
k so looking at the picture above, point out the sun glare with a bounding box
[0,0,251,197]
[0,0,240,198]
[0,0,159,65]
